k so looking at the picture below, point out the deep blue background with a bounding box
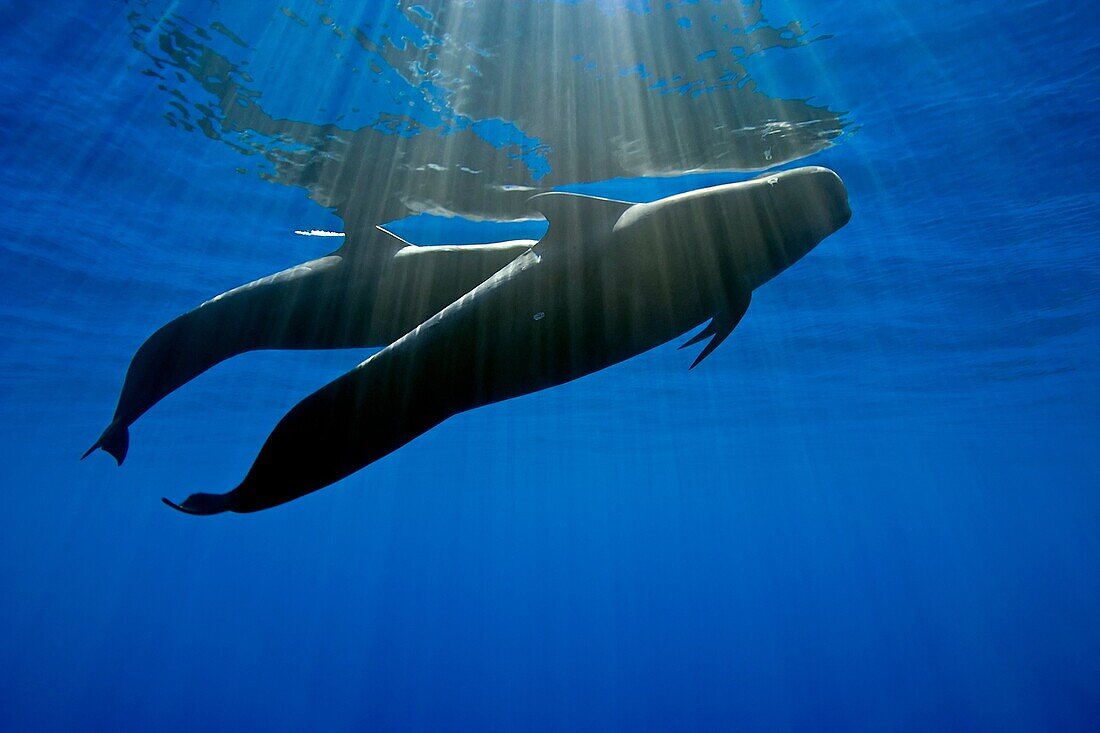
[1,1,1098,731]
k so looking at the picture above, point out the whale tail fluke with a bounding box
[162,491,235,516]
[82,421,130,465]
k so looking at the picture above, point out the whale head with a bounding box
[614,166,850,292]
[742,166,851,284]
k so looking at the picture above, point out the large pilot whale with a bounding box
[83,229,535,464]
[164,166,851,515]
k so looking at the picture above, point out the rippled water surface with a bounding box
[1,1,1097,731]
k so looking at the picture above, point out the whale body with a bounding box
[83,230,535,464]
[165,166,851,515]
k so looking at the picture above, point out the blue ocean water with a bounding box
[1,0,1098,730]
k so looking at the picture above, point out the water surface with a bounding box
[0,1,1097,731]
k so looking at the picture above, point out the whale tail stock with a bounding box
[81,420,130,465]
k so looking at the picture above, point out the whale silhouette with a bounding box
[83,229,536,465]
[164,166,851,515]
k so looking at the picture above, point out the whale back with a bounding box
[371,237,536,340]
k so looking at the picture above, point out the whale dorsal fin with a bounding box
[528,192,634,246]
[374,225,416,252]
[338,224,416,259]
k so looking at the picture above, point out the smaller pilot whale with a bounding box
[165,166,851,515]
[83,229,535,465]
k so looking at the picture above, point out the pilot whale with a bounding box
[83,229,535,464]
[164,166,851,515]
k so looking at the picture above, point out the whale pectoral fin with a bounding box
[685,290,751,370]
[679,319,719,350]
